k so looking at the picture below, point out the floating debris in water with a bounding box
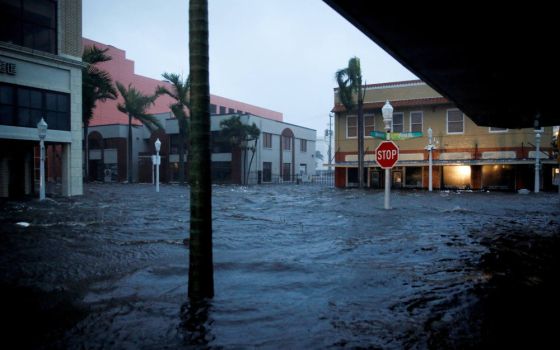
[15,222,30,228]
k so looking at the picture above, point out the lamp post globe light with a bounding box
[382,100,394,135]
[381,100,393,209]
[37,117,48,201]
[155,138,161,193]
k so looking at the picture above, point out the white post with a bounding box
[151,155,156,185]
[384,132,391,210]
[37,118,47,201]
[382,100,393,210]
[427,127,434,192]
[155,138,161,193]
[39,139,45,200]
[156,153,160,192]
[534,131,542,193]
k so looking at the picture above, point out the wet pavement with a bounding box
[1,183,559,349]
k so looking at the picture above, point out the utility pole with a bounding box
[328,113,333,172]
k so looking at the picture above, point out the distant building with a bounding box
[1,0,83,198]
[85,39,315,184]
[333,80,558,191]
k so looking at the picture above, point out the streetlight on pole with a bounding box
[534,117,543,194]
[37,117,47,201]
[155,138,161,193]
[382,100,393,209]
[425,127,436,192]
[328,112,333,172]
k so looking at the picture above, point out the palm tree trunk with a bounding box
[188,0,214,299]
[128,114,133,183]
[178,132,185,185]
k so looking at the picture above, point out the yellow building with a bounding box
[333,80,558,191]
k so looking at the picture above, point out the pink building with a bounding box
[83,38,284,182]
[83,38,283,126]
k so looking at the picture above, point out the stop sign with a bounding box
[375,141,399,169]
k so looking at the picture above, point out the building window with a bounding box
[489,127,508,133]
[219,106,226,114]
[228,108,235,114]
[263,132,272,149]
[346,115,357,138]
[410,111,423,133]
[299,163,307,175]
[392,113,404,133]
[282,135,292,151]
[364,114,375,137]
[300,139,307,153]
[0,83,70,130]
[209,104,217,114]
[405,167,422,188]
[282,163,291,181]
[0,0,57,54]
[0,85,15,125]
[447,109,464,134]
[262,162,272,182]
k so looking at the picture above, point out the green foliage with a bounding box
[116,82,162,131]
[82,45,118,127]
[219,115,260,148]
[156,73,190,137]
[335,56,364,113]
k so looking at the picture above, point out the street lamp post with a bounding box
[328,113,333,172]
[382,100,393,210]
[425,127,436,192]
[155,138,161,193]
[534,128,543,194]
[533,117,543,194]
[37,118,47,201]
[151,155,156,185]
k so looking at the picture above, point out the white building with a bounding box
[214,114,317,184]
[88,113,316,185]
[0,0,83,198]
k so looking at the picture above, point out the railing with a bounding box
[244,171,334,187]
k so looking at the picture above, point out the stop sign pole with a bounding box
[381,100,395,209]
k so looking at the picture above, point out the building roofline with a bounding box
[209,113,317,132]
[332,97,451,113]
[334,79,425,92]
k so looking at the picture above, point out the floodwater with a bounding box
[1,184,559,349]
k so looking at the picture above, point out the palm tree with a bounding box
[189,0,214,299]
[156,73,190,185]
[220,115,260,184]
[115,82,162,183]
[82,45,118,180]
[336,57,366,188]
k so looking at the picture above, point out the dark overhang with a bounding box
[323,2,558,128]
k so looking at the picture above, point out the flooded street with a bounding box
[1,184,559,349]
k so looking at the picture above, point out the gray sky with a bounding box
[83,0,416,135]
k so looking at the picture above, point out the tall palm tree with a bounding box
[156,73,190,185]
[82,45,118,180]
[189,0,214,299]
[115,82,162,183]
[220,115,260,184]
[336,57,366,188]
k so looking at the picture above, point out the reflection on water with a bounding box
[179,299,214,346]
[0,184,559,348]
